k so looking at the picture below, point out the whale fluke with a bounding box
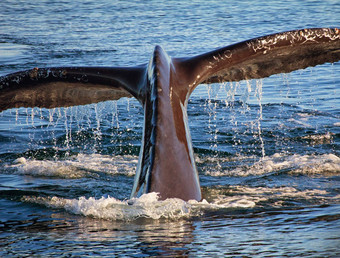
[0,66,146,111]
[1,28,339,201]
[175,28,340,94]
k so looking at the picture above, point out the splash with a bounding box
[21,192,259,221]
[21,184,338,221]
[6,153,138,178]
[198,79,267,167]
[0,99,142,157]
[7,152,339,179]
[205,153,340,177]
[23,193,195,221]
[209,185,338,208]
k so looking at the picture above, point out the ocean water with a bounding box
[1,0,340,257]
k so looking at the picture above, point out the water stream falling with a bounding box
[4,79,269,164]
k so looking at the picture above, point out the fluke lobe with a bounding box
[1,28,339,201]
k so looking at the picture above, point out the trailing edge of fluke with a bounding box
[0,28,339,201]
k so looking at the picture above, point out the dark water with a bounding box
[1,0,340,257]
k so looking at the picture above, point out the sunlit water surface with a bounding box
[1,0,339,257]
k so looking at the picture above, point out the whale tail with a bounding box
[1,28,339,201]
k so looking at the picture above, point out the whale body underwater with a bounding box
[1,28,339,201]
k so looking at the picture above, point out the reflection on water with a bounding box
[1,202,196,257]
[2,201,339,256]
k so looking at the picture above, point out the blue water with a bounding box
[1,0,340,257]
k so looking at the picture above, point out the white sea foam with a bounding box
[22,192,259,221]
[22,184,337,221]
[7,152,340,179]
[7,153,138,178]
[7,151,340,221]
[211,185,338,208]
[23,193,196,221]
[300,132,334,145]
[207,153,340,177]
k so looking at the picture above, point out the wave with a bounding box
[6,152,339,221]
[21,185,339,221]
[21,192,267,221]
[205,153,340,177]
[4,152,340,179]
[22,193,196,221]
[4,153,138,178]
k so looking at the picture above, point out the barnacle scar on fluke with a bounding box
[0,28,339,201]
